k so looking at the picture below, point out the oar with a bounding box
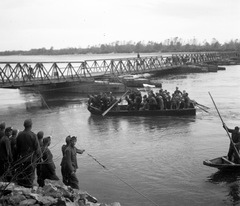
[195,104,209,113]
[195,102,210,109]
[102,90,129,116]
[87,104,102,112]
[208,92,240,161]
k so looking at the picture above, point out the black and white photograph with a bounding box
[0,0,240,205]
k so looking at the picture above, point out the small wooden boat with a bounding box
[203,156,240,170]
[87,104,196,116]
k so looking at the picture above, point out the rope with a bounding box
[87,153,160,206]
[36,91,160,206]
[33,89,71,160]
[35,89,52,112]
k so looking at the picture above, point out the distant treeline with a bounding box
[1,38,240,56]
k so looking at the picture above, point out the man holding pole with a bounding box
[223,123,240,162]
[64,136,85,189]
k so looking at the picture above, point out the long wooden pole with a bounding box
[102,90,129,116]
[208,92,240,161]
[195,105,209,113]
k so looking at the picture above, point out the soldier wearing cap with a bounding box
[10,129,19,164]
[60,135,71,185]
[37,131,44,147]
[0,126,13,180]
[38,136,59,187]
[16,118,41,188]
[63,136,85,189]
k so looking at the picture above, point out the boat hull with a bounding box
[88,105,196,116]
[203,156,240,170]
[20,81,127,94]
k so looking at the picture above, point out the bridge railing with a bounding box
[0,51,239,88]
[0,61,93,87]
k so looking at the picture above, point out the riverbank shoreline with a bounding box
[0,180,121,206]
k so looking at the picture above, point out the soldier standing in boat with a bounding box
[223,123,240,161]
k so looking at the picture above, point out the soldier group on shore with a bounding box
[0,119,84,189]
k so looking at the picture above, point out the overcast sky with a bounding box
[0,0,239,51]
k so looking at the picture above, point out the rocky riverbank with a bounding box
[0,180,121,206]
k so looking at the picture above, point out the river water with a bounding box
[0,54,240,206]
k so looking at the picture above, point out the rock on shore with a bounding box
[0,180,121,206]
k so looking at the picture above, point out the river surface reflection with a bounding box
[0,59,240,205]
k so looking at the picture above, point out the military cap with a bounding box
[70,136,77,141]
[37,131,44,140]
[65,135,71,144]
[43,136,51,146]
[5,127,13,133]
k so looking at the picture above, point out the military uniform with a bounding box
[0,132,12,179]
[16,119,40,188]
[64,145,79,189]
[38,141,59,187]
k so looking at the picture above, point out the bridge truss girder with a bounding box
[0,51,239,88]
